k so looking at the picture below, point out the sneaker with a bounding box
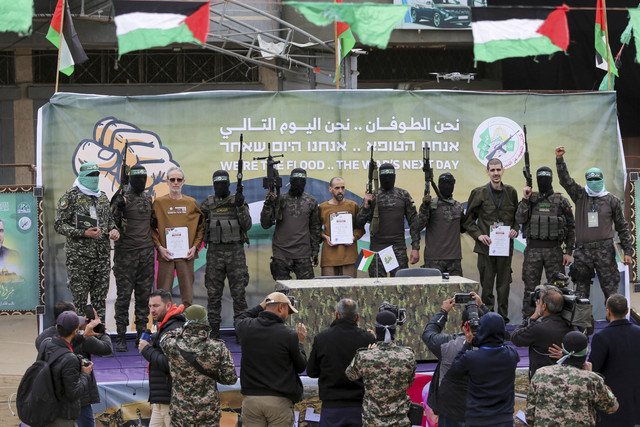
[116,335,128,352]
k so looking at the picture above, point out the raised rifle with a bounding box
[423,144,444,200]
[254,142,284,195]
[367,148,380,237]
[237,134,244,195]
[522,125,532,189]
[110,142,129,207]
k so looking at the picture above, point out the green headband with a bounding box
[213,175,229,182]
[379,169,395,175]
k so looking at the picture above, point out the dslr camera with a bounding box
[464,301,480,332]
[379,301,407,326]
[528,272,592,329]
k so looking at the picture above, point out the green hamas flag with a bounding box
[285,2,409,49]
[0,0,33,35]
[628,7,640,64]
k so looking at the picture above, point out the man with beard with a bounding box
[200,170,252,338]
[55,162,120,321]
[260,168,322,280]
[555,146,632,302]
[112,165,155,351]
[356,163,420,277]
[516,166,575,318]
[413,172,465,276]
[318,177,365,278]
[463,158,519,322]
[152,166,204,308]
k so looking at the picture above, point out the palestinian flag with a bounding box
[46,0,88,76]
[471,6,569,63]
[113,1,210,56]
[595,0,618,76]
[334,0,356,82]
[356,249,377,272]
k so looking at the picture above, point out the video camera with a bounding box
[379,301,407,326]
[528,272,592,329]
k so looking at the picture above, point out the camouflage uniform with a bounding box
[345,342,416,427]
[160,322,238,426]
[556,158,633,299]
[526,364,619,426]
[260,192,321,280]
[414,195,464,275]
[54,187,117,321]
[516,191,575,317]
[112,187,155,336]
[356,187,420,278]
[200,194,251,335]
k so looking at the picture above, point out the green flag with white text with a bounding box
[286,2,408,49]
[0,0,33,35]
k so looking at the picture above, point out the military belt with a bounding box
[576,238,613,250]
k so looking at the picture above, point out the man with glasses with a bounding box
[555,146,632,303]
[55,162,120,321]
[151,166,204,308]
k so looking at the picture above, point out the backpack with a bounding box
[17,339,69,427]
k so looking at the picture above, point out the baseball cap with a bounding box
[56,311,84,330]
[265,292,298,314]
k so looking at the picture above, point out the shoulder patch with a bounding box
[59,198,68,209]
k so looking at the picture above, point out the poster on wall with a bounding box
[0,187,42,313]
[394,0,487,30]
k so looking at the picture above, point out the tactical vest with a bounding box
[206,195,247,244]
[526,193,566,241]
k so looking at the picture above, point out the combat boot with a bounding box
[116,334,127,352]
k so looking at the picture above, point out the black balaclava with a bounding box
[558,331,589,368]
[213,170,230,198]
[379,163,396,191]
[438,172,456,199]
[375,310,397,343]
[289,168,307,197]
[129,165,147,194]
[536,166,553,194]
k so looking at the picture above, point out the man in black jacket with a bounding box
[36,301,113,427]
[40,310,93,426]
[510,285,573,379]
[307,298,375,426]
[236,291,307,427]
[422,292,489,427]
[138,289,185,427]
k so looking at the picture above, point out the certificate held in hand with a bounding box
[330,212,353,245]
[165,227,189,259]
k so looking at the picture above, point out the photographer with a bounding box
[421,292,489,427]
[35,301,113,427]
[510,285,573,380]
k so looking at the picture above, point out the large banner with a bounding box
[37,90,624,327]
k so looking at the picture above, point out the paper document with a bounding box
[330,212,353,244]
[489,225,510,257]
[165,227,189,259]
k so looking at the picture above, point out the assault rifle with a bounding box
[366,148,378,195]
[254,143,284,196]
[237,134,244,195]
[522,125,532,189]
[110,142,129,207]
[422,144,444,199]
